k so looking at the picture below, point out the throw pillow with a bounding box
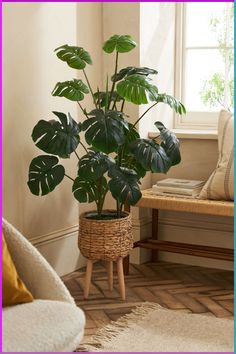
[2,232,33,307]
[199,110,234,200]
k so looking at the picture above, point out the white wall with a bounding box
[3,2,103,275]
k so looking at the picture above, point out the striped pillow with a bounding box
[199,110,234,201]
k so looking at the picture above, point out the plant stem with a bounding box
[77,101,89,118]
[97,177,104,218]
[116,199,121,218]
[119,203,123,216]
[133,102,158,127]
[65,174,75,182]
[79,141,88,153]
[74,150,80,160]
[108,51,119,110]
[121,99,125,112]
[83,69,97,108]
[111,95,118,110]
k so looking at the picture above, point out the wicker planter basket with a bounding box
[79,210,133,261]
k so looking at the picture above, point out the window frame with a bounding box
[174,3,232,131]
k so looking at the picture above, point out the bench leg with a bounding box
[123,255,130,275]
[152,209,159,262]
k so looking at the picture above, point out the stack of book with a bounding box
[152,178,205,198]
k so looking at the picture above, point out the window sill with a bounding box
[149,129,218,140]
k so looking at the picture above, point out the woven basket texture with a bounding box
[79,210,133,261]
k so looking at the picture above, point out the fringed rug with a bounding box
[78,302,234,352]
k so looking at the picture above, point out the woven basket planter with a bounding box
[79,210,133,261]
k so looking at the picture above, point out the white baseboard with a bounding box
[30,224,87,277]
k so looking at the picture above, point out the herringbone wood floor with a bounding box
[62,261,234,342]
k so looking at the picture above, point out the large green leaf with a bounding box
[72,176,107,203]
[112,66,158,82]
[155,94,186,114]
[78,150,115,180]
[103,35,137,53]
[155,122,181,166]
[117,74,159,104]
[123,123,140,155]
[119,156,146,178]
[52,79,89,101]
[55,44,92,69]
[129,139,171,173]
[108,166,141,205]
[94,91,122,108]
[82,109,129,154]
[32,111,80,158]
[28,155,65,196]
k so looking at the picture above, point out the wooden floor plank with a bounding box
[62,260,234,341]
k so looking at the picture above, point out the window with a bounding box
[175,3,234,130]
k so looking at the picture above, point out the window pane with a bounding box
[185,3,231,47]
[184,49,225,111]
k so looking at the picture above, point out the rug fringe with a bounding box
[77,302,163,352]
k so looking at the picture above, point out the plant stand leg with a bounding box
[84,259,93,299]
[107,261,113,291]
[117,257,126,301]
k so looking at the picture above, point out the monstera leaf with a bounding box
[156,94,186,114]
[52,79,89,101]
[72,176,107,203]
[94,91,122,108]
[123,123,140,155]
[119,155,146,178]
[32,111,80,158]
[155,122,181,166]
[108,166,141,205]
[78,151,115,180]
[112,66,158,82]
[129,139,171,173]
[55,45,92,69]
[82,109,129,154]
[117,74,159,104]
[28,155,65,196]
[103,35,137,53]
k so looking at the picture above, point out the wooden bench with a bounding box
[124,189,234,274]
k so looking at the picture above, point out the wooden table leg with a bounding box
[84,259,93,299]
[124,202,131,275]
[106,261,113,291]
[152,209,159,262]
[117,257,126,300]
[123,255,130,275]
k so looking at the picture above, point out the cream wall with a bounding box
[3,2,103,275]
[139,2,176,137]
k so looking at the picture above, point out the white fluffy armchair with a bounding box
[2,218,85,352]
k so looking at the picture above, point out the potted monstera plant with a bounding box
[28,34,185,266]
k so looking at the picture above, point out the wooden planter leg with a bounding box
[106,261,113,291]
[84,259,93,299]
[117,257,126,301]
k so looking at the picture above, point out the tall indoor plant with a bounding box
[28,34,185,217]
[28,35,185,267]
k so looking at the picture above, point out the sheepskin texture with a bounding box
[2,219,86,352]
[2,218,74,303]
[3,300,85,352]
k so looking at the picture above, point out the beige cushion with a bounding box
[199,110,234,201]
